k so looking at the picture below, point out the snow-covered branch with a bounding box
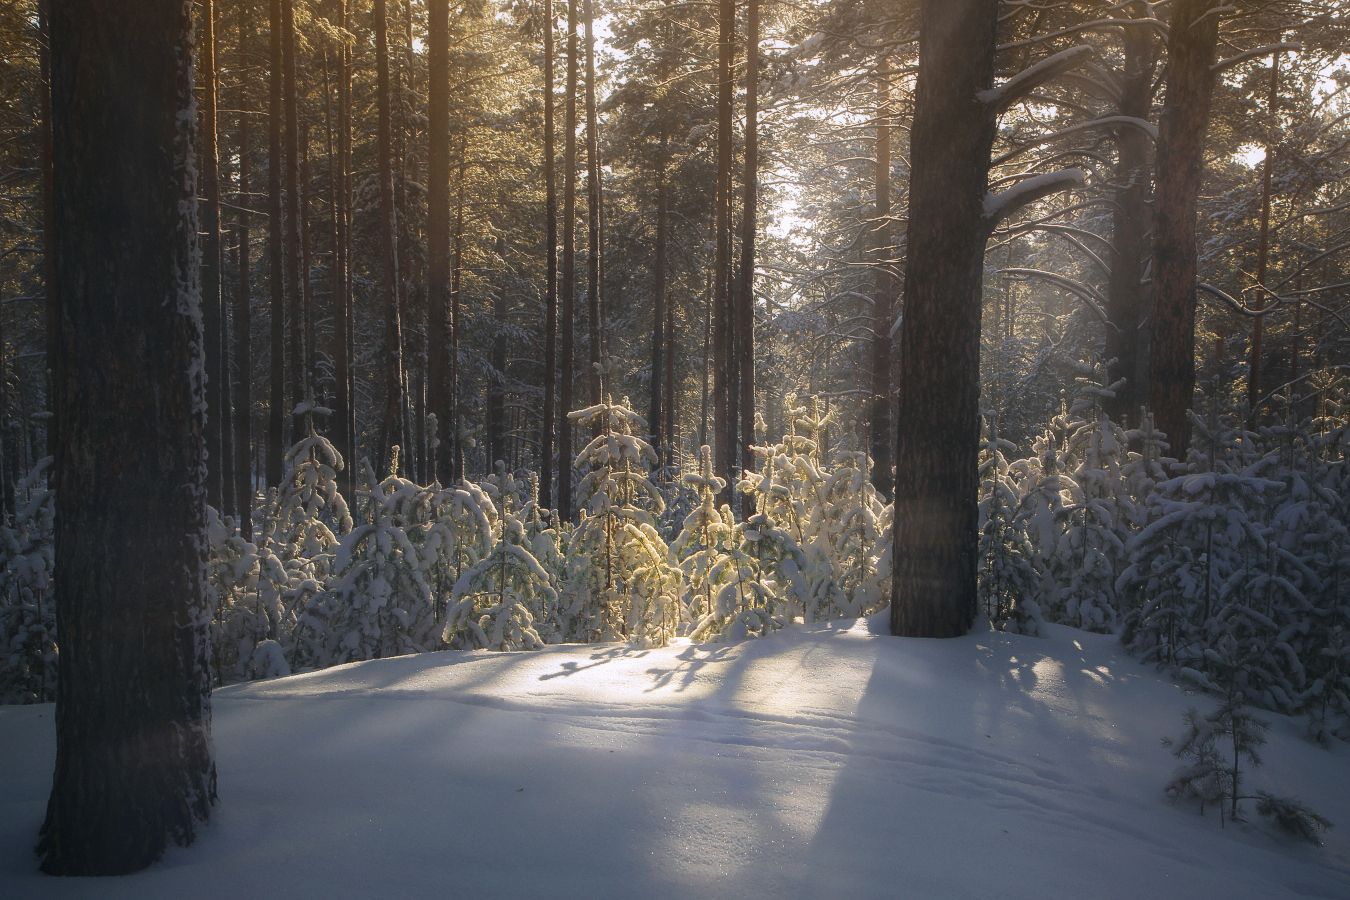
[979,46,1095,116]
[983,169,1086,230]
[991,116,1157,166]
[1212,43,1301,73]
[1000,266,1114,329]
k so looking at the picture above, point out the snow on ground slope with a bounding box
[2,618,1348,899]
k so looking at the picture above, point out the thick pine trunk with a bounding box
[558,0,579,519]
[375,0,407,469]
[488,230,507,466]
[428,0,452,485]
[40,0,216,872]
[336,0,355,500]
[266,0,287,488]
[1104,18,1157,424]
[890,0,999,639]
[868,57,895,499]
[540,0,558,507]
[1148,0,1221,457]
[449,142,467,483]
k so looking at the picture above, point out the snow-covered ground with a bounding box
[2,618,1348,898]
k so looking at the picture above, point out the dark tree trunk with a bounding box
[199,0,229,517]
[428,0,452,485]
[375,0,406,469]
[558,0,579,519]
[665,289,676,468]
[336,0,355,500]
[233,10,255,539]
[40,0,216,872]
[1148,0,1221,457]
[488,229,507,466]
[39,0,58,464]
[737,0,759,481]
[890,0,999,639]
[649,145,668,460]
[583,0,603,405]
[449,141,467,483]
[712,0,734,493]
[1248,51,1279,413]
[868,56,895,500]
[283,0,306,425]
[266,0,286,488]
[540,0,559,508]
[1104,14,1158,424]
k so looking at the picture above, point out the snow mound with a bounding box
[1,621,1347,898]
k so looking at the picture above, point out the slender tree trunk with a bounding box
[428,0,452,485]
[375,0,406,469]
[1248,50,1280,413]
[40,0,216,872]
[449,139,467,482]
[1148,0,1221,457]
[665,290,676,468]
[868,56,895,499]
[540,0,558,508]
[201,0,225,511]
[489,229,508,466]
[558,0,579,519]
[712,0,734,491]
[890,0,999,639]
[283,0,306,427]
[266,0,287,487]
[738,0,759,481]
[39,0,57,464]
[650,144,668,460]
[300,123,315,409]
[337,0,355,499]
[233,11,255,540]
[583,0,603,404]
[1104,15,1157,424]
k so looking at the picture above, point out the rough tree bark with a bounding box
[712,0,734,495]
[233,10,255,540]
[266,0,286,488]
[737,0,759,480]
[558,0,579,519]
[583,0,603,405]
[375,0,406,469]
[649,139,668,462]
[40,0,216,872]
[428,0,452,485]
[201,0,226,512]
[1148,0,1222,457]
[540,0,559,507]
[282,0,306,425]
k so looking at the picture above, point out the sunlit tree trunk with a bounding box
[266,0,286,488]
[584,0,603,405]
[201,0,226,512]
[233,8,255,540]
[40,0,216,872]
[558,0,579,519]
[737,0,759,481]
[891,0,999,638]
[375,0,407,469]
[540,0,559,507]
[712,0,734,496]
[427,0,452,485]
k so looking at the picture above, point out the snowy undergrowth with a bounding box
[1,618,1346,898]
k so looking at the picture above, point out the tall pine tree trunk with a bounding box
[737,0,759,480]
[449,138,467,482]
[1248,50,1280,413]
[891,0,999,638]
[283,0,307,425]
[1148,0,1221,456]
[428,0,453,485]
[375,0,407,469]
[1104,14,1157,424]
[712,0,734,493]
[583,0,603,405]
[266,0,287,488]
[540,0,559,508]
[558,0,579,519]
[40,0,216,872]
[233,10,255,540]
[337,0,355,499]
[201,0,226,511]
[649,142,667,462]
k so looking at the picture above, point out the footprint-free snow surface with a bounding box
[2,617,1348,898]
